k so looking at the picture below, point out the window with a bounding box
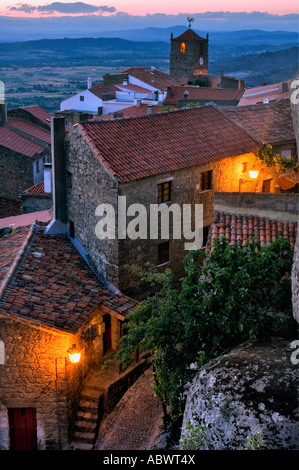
[281,149,292,159]
[199,170,213,191]
[80,95,84,101]
[157,181,171,203]
[69,220,75,238]
[158,241,170,265]
[180,42,186,54]
[67,171,72,189]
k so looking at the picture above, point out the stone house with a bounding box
[164,85,244,108]
[0,222,138,449]
[59,68,177,125]
[238,78,292,106]
[46,106,266,298]
[220,100,298,193]
[0,103,51,201]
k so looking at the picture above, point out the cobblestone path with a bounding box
[94,372,163,450]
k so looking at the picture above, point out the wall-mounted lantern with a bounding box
[67,344,81,364]
[239,165,259,192]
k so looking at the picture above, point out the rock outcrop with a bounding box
[180,339,298,450]
[290,72,299,324]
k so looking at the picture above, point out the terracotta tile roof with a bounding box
[220,100,295,144]
[98,104,163,121]
[21,105,52,126]
[0,225,138,333]
[115,83,153,94]
[0,210,53,230]
[0,126,46,157]
[164,86,244,106]
[0,225,32,287]
[238,79,292,106]
[7,118,51,145]
[89,84,115,99]
[79,105,260,183]
[23,181,52,197]
[174,29,206,41]
[209,212,297,251]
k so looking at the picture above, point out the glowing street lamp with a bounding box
[239,165,259,191]
[67,344,81,364]
[249,165,259,179]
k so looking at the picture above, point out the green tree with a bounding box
[116,237,297,435]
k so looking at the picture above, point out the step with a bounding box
[72,431,95,444]
[71,442,94,451]
[78,399,99,411]
[74,421,98,433]
[80,390,103,401]
[76,410,98,422]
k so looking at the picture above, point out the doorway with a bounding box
[103,314,112,354]
[8,408,37,450]
[262,179,272,193]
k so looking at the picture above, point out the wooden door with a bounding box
[262,179,272,193]
[8,408,37,450]
[103,314,112,354]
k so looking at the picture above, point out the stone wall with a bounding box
[65,125,119,286]
[0,316,82,450]
[214,192,298,221]
[0,147,34,201]
[20,195,52,214]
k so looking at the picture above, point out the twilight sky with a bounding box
[1,1,298,17]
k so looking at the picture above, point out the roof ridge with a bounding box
[217,105,263,147]
[0,223,37,299]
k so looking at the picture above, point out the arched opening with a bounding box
[180,42,186,54]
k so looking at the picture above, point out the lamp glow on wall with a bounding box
[67,344,81,364]
[239,165,259,192]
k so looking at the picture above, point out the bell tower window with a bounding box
[180,42,186,54]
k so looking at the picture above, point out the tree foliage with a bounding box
[254,144,296,171]
[116,237,297,431]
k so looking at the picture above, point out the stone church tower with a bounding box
[169,25,209,78]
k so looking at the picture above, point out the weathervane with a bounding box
[187,17,194,28]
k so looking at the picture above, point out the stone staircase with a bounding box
[70,354,151,450]
[70,383,105,450]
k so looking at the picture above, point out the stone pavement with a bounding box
[94,369,163,450]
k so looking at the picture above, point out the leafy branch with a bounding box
[254,144,296,171]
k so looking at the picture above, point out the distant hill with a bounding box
[210,46,299,87]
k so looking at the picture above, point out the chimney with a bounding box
[0,99,7,125]
[45,117,68,235]
[219,69,224,77]
[282,82,289,93]
[44,162,52,194]
[137,99,142,107]
[238,80,244,90]
[167,86,173,97]
[147,105,153,115]
[87,76,92,89]
[123,79,128,85]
